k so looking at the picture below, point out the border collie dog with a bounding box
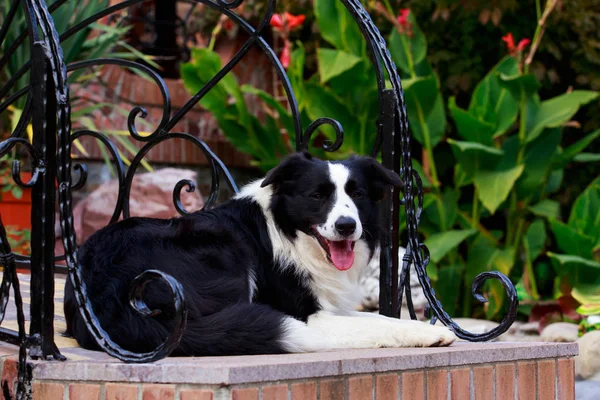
[64,152,456,356]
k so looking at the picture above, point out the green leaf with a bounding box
[448,97,495,145]
[527,91,600,143]
[575,153,600,163]
[404,75,445,147]
[517,128,562,199]
[577,304,600,316]
[317,48,362,84]
[568,176,600,243]
[486,247,516,319]
[524,219,546,262]
[572,286,600,306]
[556,129,600,167]
[424,229,477,264]
[548,253,600,291]
[498,73,541,103]
[447,139,504,178]
[549,219,595,258]
[388,12,427,75]
[303,82,362,155]
[474,165,525,214]
[469,56,520,137]
[425,189,459,231]
[529,199,560,220]
[314,0,365,56]
[435,264,465,316]
[11,186,22,200]
[242,85,296,145]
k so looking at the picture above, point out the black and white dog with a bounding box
[64,152,456,356]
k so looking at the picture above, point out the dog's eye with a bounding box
[351,190,364,199]
[311,192,322,200]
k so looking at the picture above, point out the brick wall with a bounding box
[72,33,281,169]
[0,356,576,400]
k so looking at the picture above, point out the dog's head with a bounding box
[261,152,402,271]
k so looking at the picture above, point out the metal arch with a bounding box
[0,1,520,398]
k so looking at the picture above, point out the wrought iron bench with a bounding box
[0,1,518,398]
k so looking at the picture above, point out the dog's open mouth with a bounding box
[311,228,356,271]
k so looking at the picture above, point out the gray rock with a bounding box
[541,322,579,343]
[575,331,600,381]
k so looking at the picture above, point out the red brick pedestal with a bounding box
[0,341,577,400]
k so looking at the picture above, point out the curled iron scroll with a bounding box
[301,118,345,152]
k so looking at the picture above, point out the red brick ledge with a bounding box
[0,342,577,400]
[25,342,577,385]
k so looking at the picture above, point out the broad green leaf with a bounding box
[404,76,445,147]
[498,73,541,103]
[474,165,525,214]
[465,234,498,286]
[469,56,520,137]
[524,219,546,262]
[314,0,364,56]
[556,129,600,167]
[425,189,459,231]
[447,139,503,178]
[317,48,362,84]
[577,304,600,315]
[529,199,560,220]
[435,264,465,316]
[242,85,296,145]
[527,91,600,143]
[388,12,427,75]
[548,253,600,290]
[448,97,495,145]
[549,219,595,258]
[424,229,477,264]
[288,43,306,103]
[568,176,600,242]
[545,169,564,195]
[572,286,600,306]
[575,153,600,163]
[517,128,562,199]
[303,82,362,155]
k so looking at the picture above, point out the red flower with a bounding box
[517,38,531,52]
[397,9,410,28]
[270,12,306,33]
[502,33,531,55]
[223,19,234,31]
[270,14,284,29]
[280,39,291,69]
[285,12,306,30]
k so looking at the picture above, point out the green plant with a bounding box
[0,1,157,175]
[6,226,30,254]
[383,0,600,320]
[181,0,600,321]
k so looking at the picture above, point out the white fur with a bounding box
[237,179,369,313]
[237,173,456,351]
[315,163,362,242]
[280,311,456,351]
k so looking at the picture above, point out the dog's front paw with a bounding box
[417,324,457,347]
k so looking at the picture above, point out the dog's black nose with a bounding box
[335,217,356,237]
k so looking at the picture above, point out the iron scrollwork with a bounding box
[0,0,519,398]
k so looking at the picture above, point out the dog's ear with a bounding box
[355,157,403,200]
[261,151,313,188]
[357,157,403,187]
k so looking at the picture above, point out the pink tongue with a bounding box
[329,240,355,271]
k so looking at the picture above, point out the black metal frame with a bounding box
[0,1,518,399]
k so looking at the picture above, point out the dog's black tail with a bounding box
[65,286,291,356]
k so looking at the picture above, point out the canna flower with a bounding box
[270,12,306,33]
[502,33,531,56]
[280,39,292,69]
[397,9,410,28]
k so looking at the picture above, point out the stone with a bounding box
[70,168,204,243]
[541,322,579,343]
[359,246,427,313]
[575,331,600,380]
